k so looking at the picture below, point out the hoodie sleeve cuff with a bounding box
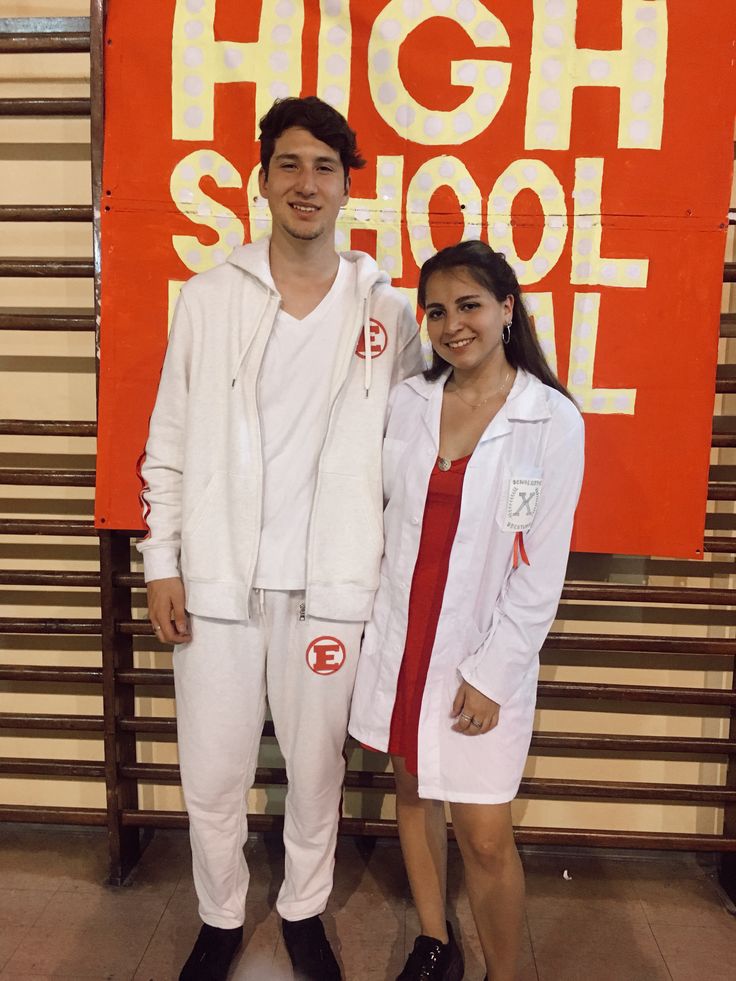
[139,545,181,583]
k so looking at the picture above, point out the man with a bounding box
[139,96,422,981]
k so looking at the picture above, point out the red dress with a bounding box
[387,454,471,775]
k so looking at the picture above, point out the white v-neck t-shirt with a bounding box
[253,257,356,589]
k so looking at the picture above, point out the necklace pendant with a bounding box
[437,457,451,471]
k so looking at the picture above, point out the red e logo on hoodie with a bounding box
[356,319,388,359]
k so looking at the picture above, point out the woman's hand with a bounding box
[451,680,500,736]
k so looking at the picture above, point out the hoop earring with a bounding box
[502,322,511,345]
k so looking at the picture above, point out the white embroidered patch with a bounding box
[502,476,542,532]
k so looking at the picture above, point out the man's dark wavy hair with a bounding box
[259,96,366,183]
[418,240,574,401]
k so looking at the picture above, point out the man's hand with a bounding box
[147,577,192,645]
[451,680,500,736]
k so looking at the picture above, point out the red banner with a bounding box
[96,0,735,558]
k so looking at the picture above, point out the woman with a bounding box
[349,241,584,981]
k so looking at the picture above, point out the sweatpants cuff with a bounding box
[200,912,246,930]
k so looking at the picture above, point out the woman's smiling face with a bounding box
[423,267,514,374]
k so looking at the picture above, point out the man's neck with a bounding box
[268,230,340,290]
[268,231,342,320]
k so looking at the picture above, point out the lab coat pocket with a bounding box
[464,617,485,658]
[496,466,543,534]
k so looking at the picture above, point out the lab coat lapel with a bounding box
[477,404,513,445]
[404,373,444,449]
[410,368,549,452]
[477,371,549,446]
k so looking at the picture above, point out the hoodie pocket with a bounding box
[182,470,251,582]
[311,472,382,585]
[184,471,224,539]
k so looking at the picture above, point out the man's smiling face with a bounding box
[259,126,349,245]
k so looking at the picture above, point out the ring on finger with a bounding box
[459,713,473,723]
[470,718,483,729]
[152,624,162,631]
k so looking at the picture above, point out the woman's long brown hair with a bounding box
[418,240,574,401]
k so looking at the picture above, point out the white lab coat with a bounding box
[349,369,585,803]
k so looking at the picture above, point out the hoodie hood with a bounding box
[226,237,277,292]
[226,238,392,394]
[226,238,390,297]
[338,248,390,295]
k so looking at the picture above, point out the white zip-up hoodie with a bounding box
[137,238,423,622]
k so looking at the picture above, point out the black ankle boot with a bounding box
[179,923,243,980]
[396,920,464,980]
[282,914,342,980]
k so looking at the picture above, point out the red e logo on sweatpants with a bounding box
[355,319,388,359]
[306,636,346,675]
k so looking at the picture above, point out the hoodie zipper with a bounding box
[303,288,376,613]
[224,248,384,616]
[231,291,272,388]
[361,296,372,397]
[238,290,281,604]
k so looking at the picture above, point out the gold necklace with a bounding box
[437,370,512,471]
[450,369,511,410]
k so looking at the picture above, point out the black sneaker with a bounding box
[282,914,342,981]
[397,920,464,980]
[178,923,243,981]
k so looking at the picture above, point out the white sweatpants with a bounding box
[173,590,363,929]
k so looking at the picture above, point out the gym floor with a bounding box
[0,825,734,980]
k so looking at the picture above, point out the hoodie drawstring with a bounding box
[362,297,372,397]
